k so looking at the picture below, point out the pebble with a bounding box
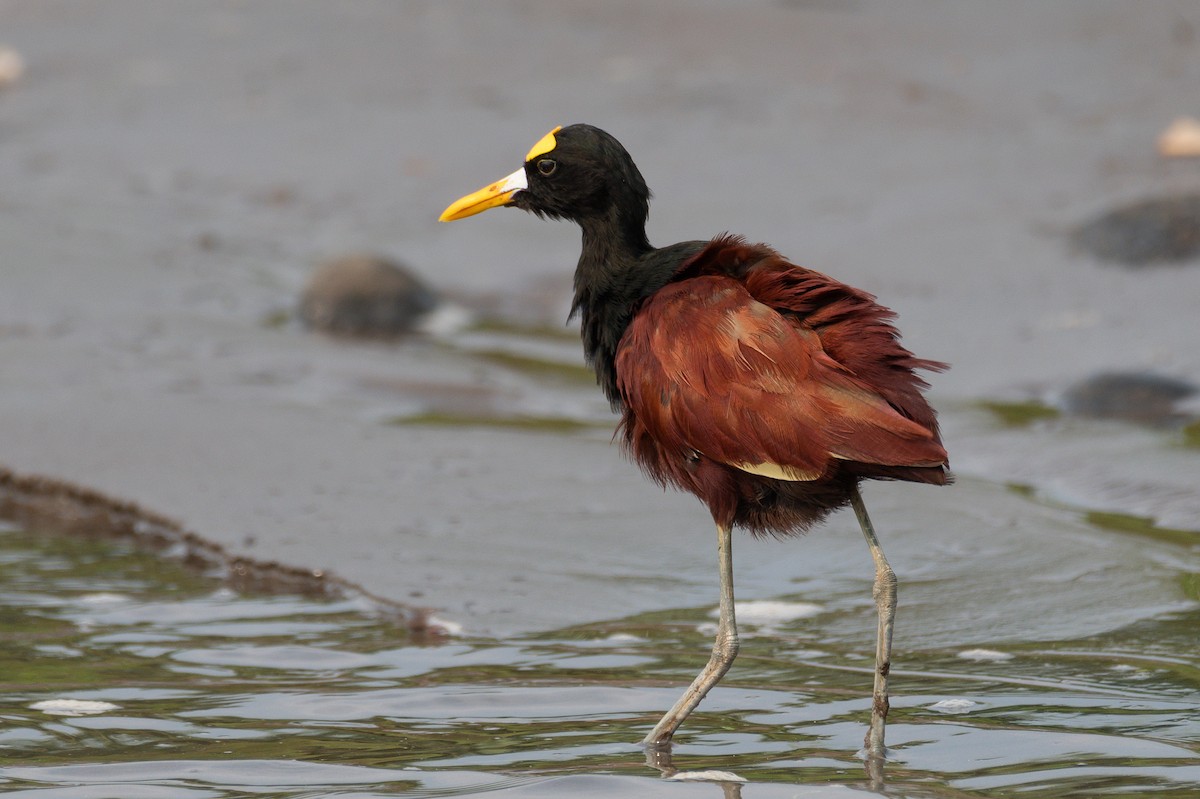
[1073,194,1200,266]
[1062,372,1196,425]
[299,254,439,338]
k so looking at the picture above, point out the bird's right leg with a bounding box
[850,486,896,762]
[642,521,739,748]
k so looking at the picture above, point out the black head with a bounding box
[513,124,651,223]
[440,124,650,227]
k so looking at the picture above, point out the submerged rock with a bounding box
[1073,194,1200,266]
[299,254,439,338]
[1062,372,1196,425]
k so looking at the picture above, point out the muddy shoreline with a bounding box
[0,465,435,633]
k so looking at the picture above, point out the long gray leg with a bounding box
[643,521,739,748]
[850,486,896,761]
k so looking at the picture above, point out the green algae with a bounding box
[470,348,595,383]
[979,399,1061,427]
[390,411,602,433]
[1084,509,1197,547]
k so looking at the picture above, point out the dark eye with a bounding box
[536,159,557,176]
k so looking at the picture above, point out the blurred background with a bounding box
[1,2,1198,797]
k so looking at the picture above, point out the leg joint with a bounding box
[713,631,740,661]
[873,565,897,603]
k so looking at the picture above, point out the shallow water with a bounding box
[2,523,1197,798]
[2,2,1200,797]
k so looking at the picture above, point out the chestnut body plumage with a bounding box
[441,124,949,761]
[613,235,948,537]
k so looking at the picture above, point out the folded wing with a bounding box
[617,274,947,483]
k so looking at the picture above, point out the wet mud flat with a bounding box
[1,0,1199,796]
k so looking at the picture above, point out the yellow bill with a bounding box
[439,126,563,222]
[439,167,527,222]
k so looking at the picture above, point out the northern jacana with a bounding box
[441,124,950,760]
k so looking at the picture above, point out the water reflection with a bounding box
[645,744,747,796]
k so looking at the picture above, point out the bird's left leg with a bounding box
[850,486,896,761]
[643,521,739,748]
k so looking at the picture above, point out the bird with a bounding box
[440,124,950,760]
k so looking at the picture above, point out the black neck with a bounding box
[570,206,656,408]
